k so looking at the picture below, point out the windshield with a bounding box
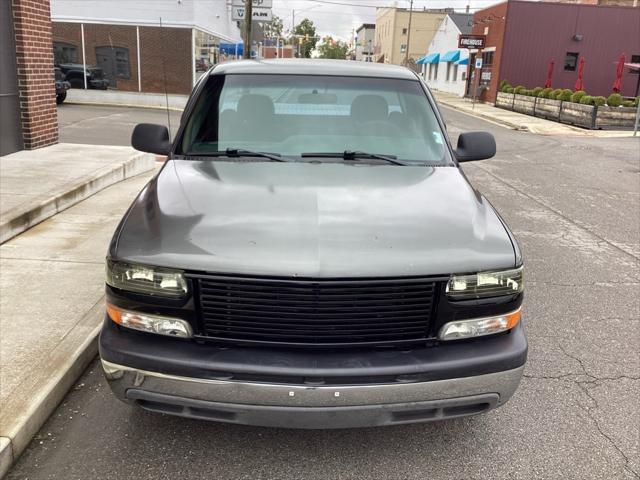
[179,74,450,164]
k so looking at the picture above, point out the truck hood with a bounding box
[113,159,515,277]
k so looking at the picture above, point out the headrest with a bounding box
[350,95,389,122]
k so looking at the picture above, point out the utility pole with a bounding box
[243,0,253,59]
[404,0,413,66]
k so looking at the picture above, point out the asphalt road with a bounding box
[57,103,182,145]
[9,104,640,480]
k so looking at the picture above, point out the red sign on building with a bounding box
[458,35,486,49]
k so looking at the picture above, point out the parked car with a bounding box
[54,67,71,104]
[57,63,109,89]
[100,59,527,429]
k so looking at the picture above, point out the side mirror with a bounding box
[131,123,170,155]
[455,131,496,162]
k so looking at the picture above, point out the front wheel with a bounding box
[56,92,66,104]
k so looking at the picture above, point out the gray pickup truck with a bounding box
[100,59,526,429]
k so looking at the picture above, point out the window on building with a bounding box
[53,42,78,65]
[481,51,494,66]
[95,46,131,80]
[631,54,640,75]
[433,63,439,80]
[428,64,432,80]
[402,28,407,35]
[446,63,451,82]
[462,70,466,82]
[400,44,407,54]
[564,52,579,71]
[453,64,459,83]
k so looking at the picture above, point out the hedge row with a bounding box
[499,80,639,108]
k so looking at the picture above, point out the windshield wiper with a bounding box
[301,150,410,166]
[184,148,288,162]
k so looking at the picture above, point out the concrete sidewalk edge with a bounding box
[0,301,104,479]
[0,151,154,244]
[65,99,184,112]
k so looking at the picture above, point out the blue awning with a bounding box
[219,43,243,55]
[456,57,469,65]
[442,50,461,62]
[417,53,440,65]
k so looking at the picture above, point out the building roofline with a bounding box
[51,16,239,42]
[356,23,375,33]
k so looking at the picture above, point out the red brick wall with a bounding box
[12,0,58,149]
[470,2,508,102]
[53,22,193,95]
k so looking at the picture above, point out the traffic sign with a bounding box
[458,34,486,49]
[475,58,483,69]
[231,6,273,21]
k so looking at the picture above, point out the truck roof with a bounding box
[210,59,419,80]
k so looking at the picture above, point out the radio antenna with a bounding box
[159,17,172,141]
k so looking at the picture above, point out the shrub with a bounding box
[571,90,586,103]
[499,79,511,92]
[593,96,606,106]
[540,87,553,98]
[579,95,594,105]
[557,89,573,102]
[622,100,634,107]
[607,93,623,107]
[505,86,514,94]
[532,87,544,97]
[635,96,640,107]
[550,88,563,100]
[514,85,526,95]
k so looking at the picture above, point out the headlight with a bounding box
[106,260,188,298]
[106,303,193,338]
[446,266,523,300]
[438,308,521,341]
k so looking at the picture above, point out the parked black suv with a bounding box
[100,59,526,429]
[57,63,109,89]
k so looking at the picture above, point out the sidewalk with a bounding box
[432,91,635,137]
[0,169,156,477]
[0,144,155,243]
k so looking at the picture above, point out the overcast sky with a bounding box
[270,0,501,41]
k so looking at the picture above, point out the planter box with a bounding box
[559,102,596,128]
[512,94,536,115]
[534,98,562,121]
[495,92,514,109]
[595,106,638,129]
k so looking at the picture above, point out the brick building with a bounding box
[467,1,640,102]
[50,0,242,95]
[1,0,58,155]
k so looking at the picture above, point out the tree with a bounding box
[292,18,317,58]
[262,14,283,43]
[317,36,349,60]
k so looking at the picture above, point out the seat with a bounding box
[350,94,389,123]
[236,94,281,142]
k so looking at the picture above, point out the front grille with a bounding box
[196,275,437,346]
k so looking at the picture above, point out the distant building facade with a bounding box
[420,13,472,96]
[355,24,375,62]
[50,0,241,95]
[467,1,640,102]
[374,7,452,66]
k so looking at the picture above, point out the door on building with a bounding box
[1,0,24,155]
[95,46,117,88]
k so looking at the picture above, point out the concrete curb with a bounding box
[436,99,528,131]
[0,299,104,478]
[0,151,154,244]
[64,89,187,111]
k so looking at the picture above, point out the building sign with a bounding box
[231,6,273,21]
[481,71,492,81]
[232,0,273,7]
[459,35,486,49]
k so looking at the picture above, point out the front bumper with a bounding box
[102,360,523,428]
[99,318,527,428]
